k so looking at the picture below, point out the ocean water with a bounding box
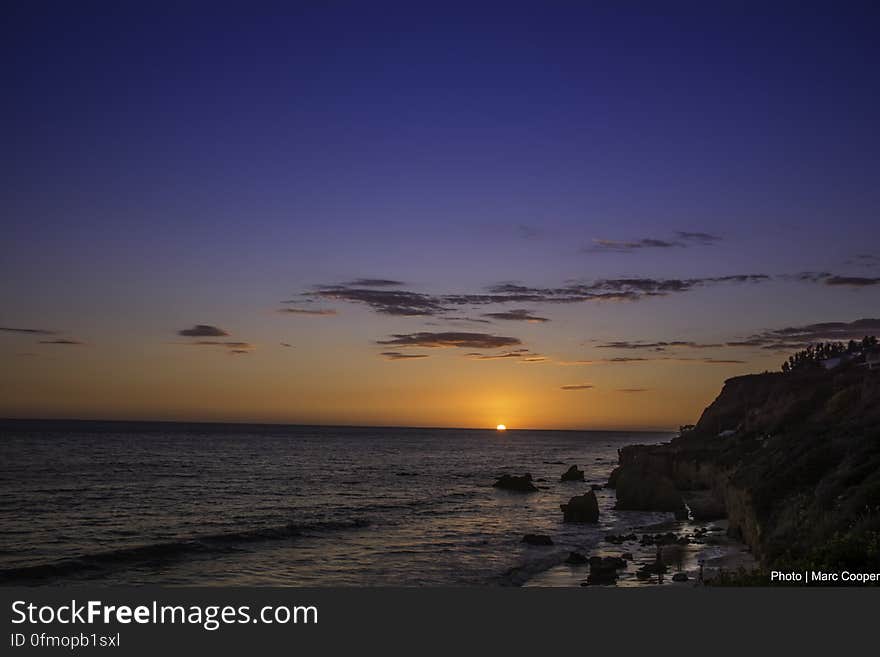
[0,421,673,586]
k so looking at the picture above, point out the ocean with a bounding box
[0,421,674,586]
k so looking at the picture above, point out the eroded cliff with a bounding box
[608,361,880,571]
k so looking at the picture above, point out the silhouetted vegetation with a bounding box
[781,336,878,373]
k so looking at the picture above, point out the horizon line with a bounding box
[0,416,678,434]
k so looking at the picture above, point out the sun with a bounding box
[496,424,507,431]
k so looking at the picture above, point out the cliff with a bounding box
[609,360,880,572]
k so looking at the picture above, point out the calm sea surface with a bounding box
[0,421,672,585]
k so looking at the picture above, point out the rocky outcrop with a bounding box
[560,465,585,482]
[584,556,627,585]
[608,358,880,572]
[493,473,538,492]
[560,491,599,522]
[522,533,553,546]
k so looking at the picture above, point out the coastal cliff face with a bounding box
[609,362,880,571]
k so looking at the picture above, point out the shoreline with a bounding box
[523,516,756,587]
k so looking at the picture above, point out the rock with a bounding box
[638,559,668,575]
[585,555,626,585]
[621,552,634,560]
[493,473,538,492]
[614,467,686,514]
[586,570,618,586]
[565,551,588,564]
[590,483,603,491]
[606,466,621,489]
[522,533,553,546]
[560,465,585,482]
[672,572,689,582]
[682,491,727,521]
[605,534,625,544]
[560,491,600,523]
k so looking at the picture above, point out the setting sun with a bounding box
[496,424,507,431]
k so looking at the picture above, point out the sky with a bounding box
[2,2,879,429]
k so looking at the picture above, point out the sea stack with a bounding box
[560,491,599,522]
[560,465,585,482]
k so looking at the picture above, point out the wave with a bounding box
[497,551,572,586]
[0,518,371,584]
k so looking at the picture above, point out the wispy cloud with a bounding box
[596,340,722,351]
[380,351,430,360]
[309,287,448,316]
[465,348,546,362]
[297,274,772,318]
[187,340,255,354]
[278,308,337,316]
[560,356,744,365]
[617,388,649,393]
[377,332,522,349]
[38,339,84,345]
[0,326,57,335]
[585,231,722,253]
[675,231,723,244]
[191,340,253,349]
[586,238,683,253]
[560,384,595,390]
[727,318,880,351]
[482,309,549,323]
[178,324,229,337]
[823,276,880,287]
[344,278,405,287]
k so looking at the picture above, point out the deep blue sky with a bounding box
[2,2,879,426]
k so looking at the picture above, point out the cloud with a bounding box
[442,316,493,324]
[297,273,773,318]
[482,309,549,322]
[781,271,832,283]
[596,340,723,351]
[617,388,649,393]
[585,232,723,253]
[559,356,743,365]
[697,358,746,364]
[191,340,253,349]
[278,308,337,316]
[560,384,595,390]
[586,238,683,253]
[728,318,880,351]
[824,276,880,287]
[377,332,522,349]
[676,231,723,244]
[280,343,293,348]
[559,357,651,365]
[179,324,229,337]
[309,287,448,316]
[344,279,405,287]
[38,339,84,345]
[465,348,546,362]
[0,326,57,335]
[186,340,255,354]
[380,351,430,360]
